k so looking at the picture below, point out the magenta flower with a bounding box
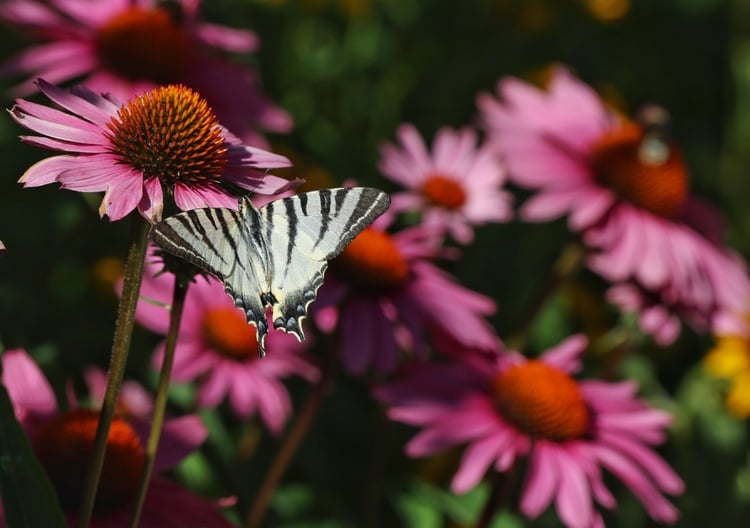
[378,124,512,244]
[0,349,234,527]
[11,80,294,222]
[132,253,320,434]
[0,0,292,146]
[376,336,684,527]
[478,67,750,343]
[315,214,499,375]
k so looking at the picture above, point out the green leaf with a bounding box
[0,383,65,528]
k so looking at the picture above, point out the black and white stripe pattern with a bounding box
[151,187,390,357]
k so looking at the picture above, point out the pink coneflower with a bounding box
[11,80,293,222]
[315,214,499,374]
[132,254,320,434]
[378,124,512,244]
[0,349,234,527]
[0,0,292,146]
[375,336,684,527]
[478,67,750,343]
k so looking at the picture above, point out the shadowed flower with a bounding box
[378,124,512,244]
[0,349,234,527]
[0,0,292,146]
[478,67,750,343]
[376,336,684,527]
[11,80,293,222]
[703,334,750,418]
[131,253,320,434]
[315,214,499,375]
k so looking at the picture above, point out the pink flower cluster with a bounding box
[1,349,234,527]
[4,1,739,523]
[478,67,750,345]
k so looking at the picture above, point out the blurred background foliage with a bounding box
[1,0,750,526]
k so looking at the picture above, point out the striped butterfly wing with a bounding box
[258,188,391,338]
[152,187,390,357]
[151,206,270,352]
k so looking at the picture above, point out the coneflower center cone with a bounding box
[493,361,589,441]
[203,306,259,359]
[32,409,145,512]
[105,85,228,186]
[331,228,409,294]
[422,174,467,210]
[96,6,190,83]
[589,123,688,218]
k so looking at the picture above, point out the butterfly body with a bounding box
[151,187,390,356]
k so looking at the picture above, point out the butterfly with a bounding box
[150,187,390,356]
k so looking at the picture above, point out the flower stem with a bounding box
[128,275,189,528]
[244,339,339,528]
[76,216,150,528]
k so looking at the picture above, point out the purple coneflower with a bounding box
[478,67,750,343]
[0,348,234,527]
[315,214,499,375]
[131,253,320,434]
[378,123,512,244]
[11,80,293,222]
[0,0,291,146]
[376,336,684,527]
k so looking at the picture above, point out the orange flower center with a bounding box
[203,306,259,359]
[96,6,190,84]
[330,228,409,294]
[493,360,589,441]
[421,174,467,210]
[32,409,144,513]
[589,123,688,218]
[106,85,228,186]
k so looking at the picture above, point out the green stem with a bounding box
[76,216,150,528]
[244,339,339,528]
[128,276,189,528]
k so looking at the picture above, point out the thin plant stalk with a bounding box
[244,338,339,528]
[76,216,150,528]
[128,276,190,528]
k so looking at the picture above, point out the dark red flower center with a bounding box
[589,123,688,218]
[421,174,467,210]
[96,6,191,84]
[105,85,228,186]
[330,228,409,294]
[493,360,589,441]
[203,306,259,359]
[32,409,144,513]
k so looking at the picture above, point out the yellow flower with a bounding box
[704,336,750,418]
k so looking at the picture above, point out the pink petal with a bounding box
[196,22,259,52]
[1,349,56,419]
[18,155,77,187]
[541,334,587,373]
[99,169,144,221]
[520,445,558,518]
[154,415,208,471]
[451,432,510,493]
[554,447,594,528]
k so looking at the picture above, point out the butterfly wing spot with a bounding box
[261,292,278,306]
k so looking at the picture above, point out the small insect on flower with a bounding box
[478,66,750,344]
[150,187,391,356]
[11,81,294,222]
